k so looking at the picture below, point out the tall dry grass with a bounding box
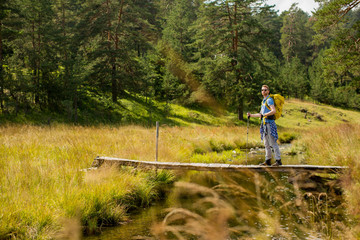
[297,124,360,166]
[293,123,360,237]
[150,170,352,240]
[0,124,256,239]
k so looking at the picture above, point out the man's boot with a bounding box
[272,159,282,166]
[259,159,271,166]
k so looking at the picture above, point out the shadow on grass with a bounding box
[0,92,230,127]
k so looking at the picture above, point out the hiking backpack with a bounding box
[265,94,285,120]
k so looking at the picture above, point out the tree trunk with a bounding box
[61,0,70,90]
[31,21,40,105]
[73,87,78,123]
[0,20,4,112]
[111,63,117,102]
[237,98,244,121]
[105,0,118,103]
[111,0,125,103]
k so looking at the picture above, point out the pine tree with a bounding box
[3,0,59,112]
[280,3,314,65]
[309,50,331,103]
[191,0,274,120]
[312,0,360,107]
[162,0,200,61]
[79,0,156,103]
[0,0,12,113]
[156,0,201,104]
[278,57,309,99]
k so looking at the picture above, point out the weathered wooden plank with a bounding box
[90,157,348,173]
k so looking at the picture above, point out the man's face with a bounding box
[261,87,269,97]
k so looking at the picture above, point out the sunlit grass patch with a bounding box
[278,131,298,144]
[189,149,245,164]
[209,139,236,152]
[276,98,360,129]
[293,124,360,166]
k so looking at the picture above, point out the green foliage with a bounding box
[309,50,331,103]
[161,0,200,61]
[308,47,360,110]
[331,85,360,109]
[276,57,309,98]
[310,1,360,109]
[0,0,359,122]
[280,4,314,65]
[190,0,275,119]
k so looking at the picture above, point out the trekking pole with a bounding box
[246,115,249,165]
[156,121,159,162]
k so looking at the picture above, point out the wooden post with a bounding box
[155,121,159,162]
[246,116,249,164]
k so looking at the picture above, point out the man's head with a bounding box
[261,85,270,97]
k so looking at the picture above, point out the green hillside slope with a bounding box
[276,98,360,129]
[1,93,359,127]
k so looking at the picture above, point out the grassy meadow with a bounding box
[1,98,360,239]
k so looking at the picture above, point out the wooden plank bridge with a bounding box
[90,156,347,174]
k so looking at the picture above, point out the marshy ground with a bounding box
[1,99,360,239]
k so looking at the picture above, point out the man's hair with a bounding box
[262,85,270,91]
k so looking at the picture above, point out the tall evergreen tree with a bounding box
[4,0,59,112]
[313,1,360,88]
[277,57,309,99]
[257,4,283,60]
[162,0,200,61]
[51,0,84,120]
[309,50,331,103]
[312,0,360,108]
[191,0,274,120]
[79,0,156,103]
[280,3,314,65]
[156,0,201,104]
[0,0,14,113]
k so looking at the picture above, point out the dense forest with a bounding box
[0,0,359,122]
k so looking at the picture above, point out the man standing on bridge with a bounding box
[247,85,282,166]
